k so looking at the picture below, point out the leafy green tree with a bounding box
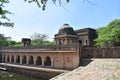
[30,33,54,46]
[0,0,14,27]
[24,0,70,10]
[0,34,9,46]
[0,34,22,47]
[95,19,120,47]
[42,40,54,45]
[30,33,48,46]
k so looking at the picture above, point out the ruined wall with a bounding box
[0,44,80,70]
[82,47,120,58]
[0,64,61,80]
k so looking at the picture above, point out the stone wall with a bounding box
[0,64,62,80]
[82,46,120,58]
[0,44,80,70]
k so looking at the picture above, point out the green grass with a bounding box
[0,71,42,80]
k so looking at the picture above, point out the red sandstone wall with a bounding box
[82,47,120,58]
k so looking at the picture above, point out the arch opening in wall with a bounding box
[7,55,10,63]
[59,39,62,45]
[3,55,5,62]
[0,54,2,63]
[16,55,20,64]
[78,40,82,44]
[11,55,14,63]
[28,56,34,65]
[22,55,27,64]
[36,56,42,65]
[44,56,51,66]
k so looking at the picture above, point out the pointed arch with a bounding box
[7,55,10,63]
[28,56,34,65]
[44,56,51,66]
[3,55,5,62]
[11,55,14,63]
[16,55,20,63]
[22,55,27,64]
[36,56,42,65]
[0,54,2,63]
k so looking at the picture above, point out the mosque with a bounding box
[0,24,97,69]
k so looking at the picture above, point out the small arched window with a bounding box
[28,56,34,65]
[22,55,27,64]
[44,56,51,66]
[11,55,14,63]
[16,55,20,63]
[36,56,42,65]
[7,55,10,62]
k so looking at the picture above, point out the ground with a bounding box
[51,59,120,80]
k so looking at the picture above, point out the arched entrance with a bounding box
[11,55,14,63]
[36,56,42,65]
[22,55,27,64]
[7,55,10,63]
[3,55,5,62]
[78,40,82,44]
[16,55,20,63]
[0,54,2,63]
[28,56,34,65]
[44,56,51,66]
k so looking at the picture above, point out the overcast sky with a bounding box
[0,0,120,41]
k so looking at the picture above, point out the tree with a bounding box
[30,33,48,46]
[24,0,70,10]
[95,19,120,47]
[0,34,9,46]
[0,34,21,47]
[0,0,14,27]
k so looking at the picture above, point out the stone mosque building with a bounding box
[55,24,97,46]
[0,24,97,69]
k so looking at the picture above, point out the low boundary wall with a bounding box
[82,46,120,58]
[0,63,67,80]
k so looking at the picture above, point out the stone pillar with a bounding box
[42,56,44,67]
[64,38,68,44]
[2,54,4,62]
[9,55,11,63]
[34,57,36,65]
[20,55,22,64]
[14,55,16,63]
[51,56,53,67]
[26,56,29,65]
[5,54,7,63]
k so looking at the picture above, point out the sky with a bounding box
[0,0,120,41]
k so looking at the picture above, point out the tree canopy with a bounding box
[0,0,69,27]
[95,19,120,47]
[25,0,70,10]
[30,33,54,46]
[0,34,22,47]
[0,0,14,27]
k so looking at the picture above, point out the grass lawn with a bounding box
[0,71,42,80]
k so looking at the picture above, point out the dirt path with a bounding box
[51,59,120,80]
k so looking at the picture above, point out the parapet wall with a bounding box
[82,46,120,58]
[0,63,64,80]
[0,44,78,51]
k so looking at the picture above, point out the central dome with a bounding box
[58,24,76,35]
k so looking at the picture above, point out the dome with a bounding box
[57,24,76,35]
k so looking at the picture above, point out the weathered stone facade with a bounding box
[55,24,98,46]
[0,23,120,72]
[82,46,120,58]
[0,45,80,69]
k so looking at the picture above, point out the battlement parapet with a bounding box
[0,44,79,52]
